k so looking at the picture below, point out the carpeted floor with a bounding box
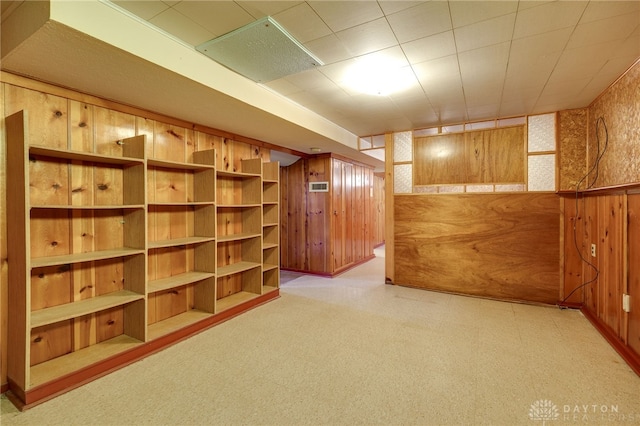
[2,246,640,425]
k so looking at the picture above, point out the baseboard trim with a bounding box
[10,290,280,410]
[581,307,640,377]
[281,254,376,278]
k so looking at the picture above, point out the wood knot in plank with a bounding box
[72,187,86,193]
[33,336,43,343]
[167,129,182,139]
[54,111,63,117]
[107,320,115,325]
[79,122,87,128]
[97,183,109,190]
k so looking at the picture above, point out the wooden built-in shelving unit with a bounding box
[5,110,280,407]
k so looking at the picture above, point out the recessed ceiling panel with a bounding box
[196,16,323,83]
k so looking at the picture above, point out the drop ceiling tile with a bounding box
[335,18,397,57]
[616,25,640,58]
[378,1,424,16]
[501,84,544,102]
[499,98,539,117]
[317,57,358,85]
[513,1,586,39]
[386,1,452,43]
[148,8,215,46]
[438,103,469,124]
[549,43,615,82]
[464,81,504,105]
[537,77,591,104]
[412,54,460,85]
[283,68,336,91]
[580,1,640,24]
[508,27,572,61]
[449,1,518,28]
[402,31,456,64]
[458,42,510,81]
[112,1,169,20]
[308,1,383,32]
[262,78,303,96]
[567,14,640,49]
[236,1,301,19]
[304,34,353,65]
[454,13,516,52]
[173,1,254,38]
[467,104,501,121]
[273,2,331,44]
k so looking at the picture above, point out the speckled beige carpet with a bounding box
[3,247,640,425]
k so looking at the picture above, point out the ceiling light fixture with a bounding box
[196,16,323,83]
[343,56,415,96]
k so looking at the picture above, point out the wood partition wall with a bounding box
[280,154,382,276]
[395,193,560,304]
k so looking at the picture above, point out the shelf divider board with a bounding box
[29,146,144,165]
[261,160,279,292]
[121,135,146,160]
[217,261,262,277]
[31,205,145,210]
[6,110,30,391]
[31,290,144,328]
[217,232,261,243]
[147,310,213,341]
[147,271,216,294]
[215,291,260,313]
[263,263,278,272]
[31,248,145,269]
[29,334,143,388]
[147,159,214,170]
[147,236,216,250]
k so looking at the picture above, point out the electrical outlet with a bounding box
[591,243,596,258]
[623,294,631,313]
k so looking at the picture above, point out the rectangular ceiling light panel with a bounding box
[196,17,323,83]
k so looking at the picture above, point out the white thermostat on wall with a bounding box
[309,182,329,192]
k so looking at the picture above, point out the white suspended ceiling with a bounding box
[1,1,639,169]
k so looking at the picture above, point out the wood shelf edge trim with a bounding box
[11,291,280,410]
[557,181,640,196]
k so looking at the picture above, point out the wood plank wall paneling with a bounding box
[0,79,274,389]
[280,155,378,275]
[280,159,307,271]
[308,157,331,273]
[597,195,624,336]
[560,195,585,305]
[583,195,599,313]
[628,194,640,354]
[0,82,7,390]
[373,174,385,247]
[394,193,560,304]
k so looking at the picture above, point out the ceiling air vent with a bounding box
[309,182,329,192]
[196,16,323,83]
